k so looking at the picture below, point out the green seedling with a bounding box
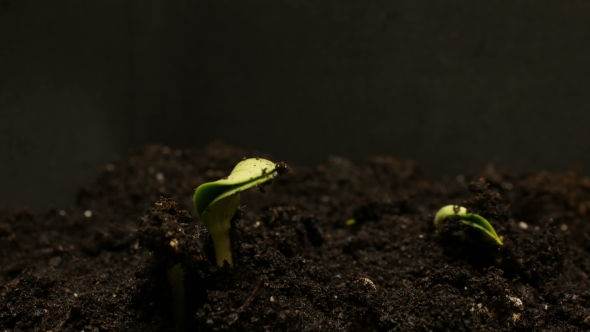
[434,205,503,245]
[345,219,356,226]
[194,158,284,266]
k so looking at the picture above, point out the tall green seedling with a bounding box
[194,158,286,266]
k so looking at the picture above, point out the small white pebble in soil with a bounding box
[334,295,338,299]
[58,210,66,216]
[105,163,115,171]
[518,221,528,229]
[162,146,171,154]
[113,294,117,298]
[508,296,523,308]
[270,296,275,302]
[73,293,78,297]
[156,172,165,182]
[418,234,424,239]
[560,224,568,231]
[84,210,92,218]
[254,221,261,228]
[544,304,548,310]
[456,175,465,182]
[359,277,377,290]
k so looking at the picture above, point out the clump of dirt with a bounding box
[1,143,590,331]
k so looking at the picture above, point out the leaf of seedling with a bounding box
[194,158,280,266]
[194,158,277,220]
[434,205,503,245]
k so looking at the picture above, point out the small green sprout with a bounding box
[434,205,503,245]
[194,158,285,266]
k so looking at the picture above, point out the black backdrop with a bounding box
[2,0,590,210]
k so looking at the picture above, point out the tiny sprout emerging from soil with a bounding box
[345,219,356,226]
[194,158,287,266]
[168,263,184,331]
[434,205,503,245]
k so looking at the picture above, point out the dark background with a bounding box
[2,0,590,211]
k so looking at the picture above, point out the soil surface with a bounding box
[2,142,590,331]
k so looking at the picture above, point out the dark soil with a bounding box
[2,142,590,331]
